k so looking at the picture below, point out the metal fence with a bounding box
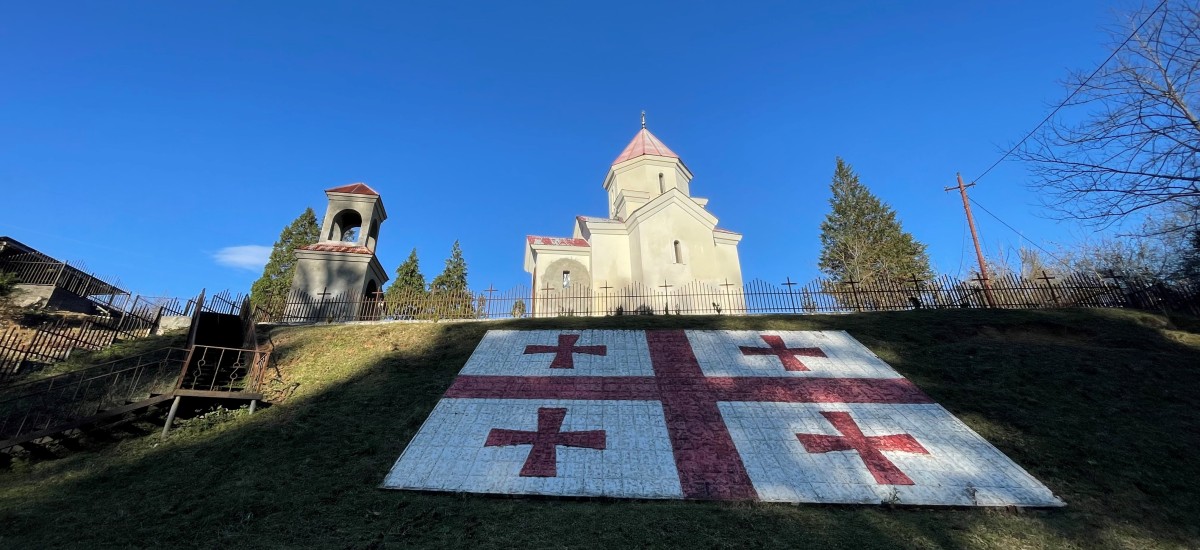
[0,341,271,449]
[0,347,190,448]
[0,313,165,382]
[0,256,127,307]
[178,345,269,394]
[252,271,1200,324]
[0,255,189,332]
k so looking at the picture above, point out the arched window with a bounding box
[329,209,363,243]
[673,240,683,264]
[659,173,665,194]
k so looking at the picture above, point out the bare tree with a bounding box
[1019,1,1200,232]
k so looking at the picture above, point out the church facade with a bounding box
[524,121,744,315]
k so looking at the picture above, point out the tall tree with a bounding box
[250,208,320,309]
[429,240,472,319]
[384,248,427,318]
[1018,1,1200,233]
[386,248,426,300]
[818,158,933,284]
[430,240,469,293]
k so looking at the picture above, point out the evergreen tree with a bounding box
[384,248,427,318]
[250,208,320,310]
[429,240,472,318]
[386,248,427,297]
[430,240,469,293]
[818,158,932,286]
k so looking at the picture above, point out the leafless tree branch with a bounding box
[1018,1,1200,234]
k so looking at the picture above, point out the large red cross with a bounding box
[739,334,827,371]
[524,333,607,369]
[484,407,606,477]
[796,411,929,485]
[448,330,933,500]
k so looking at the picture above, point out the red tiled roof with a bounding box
[298,243,374,254]
[326,182,380,196]
[527,236,590,247]
[613,128,679,165]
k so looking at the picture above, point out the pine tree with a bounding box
[429,240,473,318]
[386,248,426,299]
[384,248,427,318]
[430,240,469,293]
[250,208,320,310]
[818,158,932,287]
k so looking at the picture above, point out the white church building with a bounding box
[524,118,745,315]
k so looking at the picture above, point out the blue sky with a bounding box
[0,1,1136,297]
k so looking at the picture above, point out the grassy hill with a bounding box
[1,309,1198,549]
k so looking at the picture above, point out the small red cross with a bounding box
[796,411,929,485]
[484,407,606,477]
[524,334,607,369]
[739,335,827,371]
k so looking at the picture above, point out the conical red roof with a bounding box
[326,182,379,196]
[612,128,679,165]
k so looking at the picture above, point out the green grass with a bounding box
[1,309,1199,549]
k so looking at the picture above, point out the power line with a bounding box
[967,197,1063,263]
[970,0,1169,184]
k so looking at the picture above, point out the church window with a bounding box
[659,173,665,194]
[562,271,571,288]
[673,240,683,264]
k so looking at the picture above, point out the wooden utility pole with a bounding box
[945,173,997,307]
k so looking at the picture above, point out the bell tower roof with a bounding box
[326,182,380,196]
[612,128,679,165]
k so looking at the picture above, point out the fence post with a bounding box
[782,277,798,313]
[161,395,182,438]
[1038,271,1059,307]
[658,281,673,315]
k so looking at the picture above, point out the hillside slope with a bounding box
[1,309,1198,549]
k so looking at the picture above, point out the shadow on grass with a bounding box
[0,309,1198,548]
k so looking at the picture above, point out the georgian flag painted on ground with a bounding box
[381,330,1063,506]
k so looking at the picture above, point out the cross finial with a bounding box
[641,110,646,129]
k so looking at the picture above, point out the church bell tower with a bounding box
[289,183,390,306]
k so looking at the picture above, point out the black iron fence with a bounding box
[252,271,1200,324]
[0,347,189,448]
[0,341,271,449]
[177,345,269,394]
[0,256,126,307]
[0,255,192,335]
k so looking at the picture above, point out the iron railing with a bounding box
[0,342,270,449]
[252,271,1200,324]
[176,345,269,394]
[0,348,190,447]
